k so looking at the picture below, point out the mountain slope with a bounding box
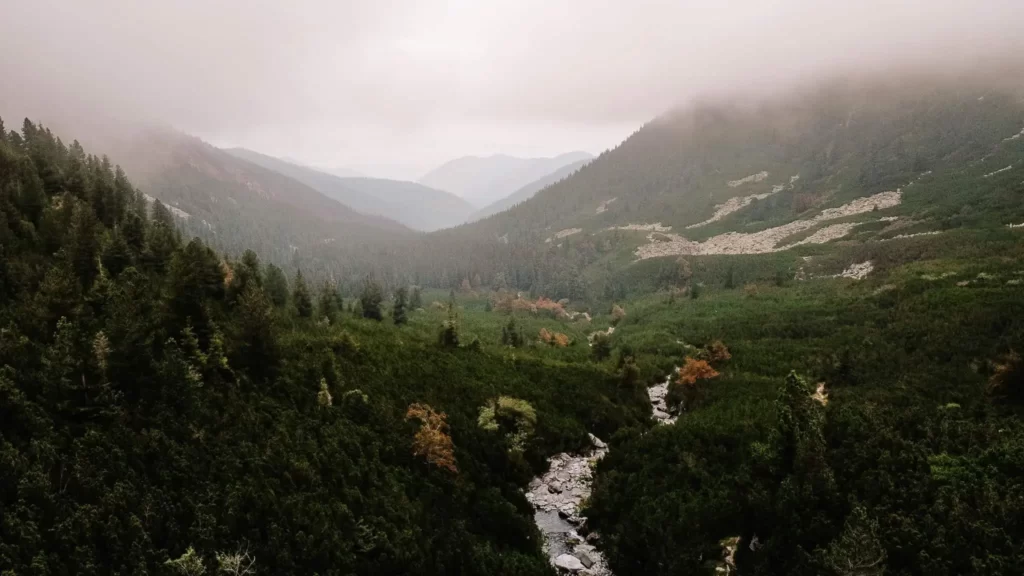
[226,148,474,231]
[469,158,591,221]
[105,129,412,269]
[418,151,594,207]
[397,73,1024,299]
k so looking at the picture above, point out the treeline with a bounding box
[0,119,648,575]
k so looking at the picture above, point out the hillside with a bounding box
[226,148,474,231]
[0,118,648,576]
[397,74,1024,300]
[103,129,412,281]
[418,151,594,207]
[470,158,591,221]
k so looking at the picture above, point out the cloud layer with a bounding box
[2,0,1022,179]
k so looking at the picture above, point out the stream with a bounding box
[525,377,675,574]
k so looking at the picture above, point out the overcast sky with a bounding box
[2,0,1023,180]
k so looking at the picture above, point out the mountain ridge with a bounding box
[226,147,475,231]
[418,151,594,207]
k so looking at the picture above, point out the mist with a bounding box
[2,0,1023,180]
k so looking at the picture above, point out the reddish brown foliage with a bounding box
[539,328,569,347]
[677,358,720,387]
[406,403,458,473]
[493,295,568,319]
[706,340,732,363]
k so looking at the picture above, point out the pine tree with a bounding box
[101,229,132,278]
[360,278,383,321]
[393,286,409,326]
[316,282,340,324]
[293,270,313,318]
[264,263,289,308]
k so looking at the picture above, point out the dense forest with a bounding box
[0,118,648,574]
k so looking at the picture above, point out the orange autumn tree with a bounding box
[672,357,721,411]
[678,358,720,385]
[406,403,458,473]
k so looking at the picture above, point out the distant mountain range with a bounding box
[101,128,411,270]
[470,158,591,221]
[225,148,475,231]
[418,151,594,207]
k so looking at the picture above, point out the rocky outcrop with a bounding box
[636,189,903,259]
[648,375,676,424]
[727,171,769,187]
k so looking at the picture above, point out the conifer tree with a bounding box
[263,263,289,308]
[293,270,313,318]
[360,278,383,321]
[393,286,409,326]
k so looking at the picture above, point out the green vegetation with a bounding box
[5,72,1024,576]
[0,120,647,575]
[584,247,1024,575]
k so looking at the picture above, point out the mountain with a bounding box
[226,148,474,231]
[469,158,591,221]
[393,72,1024,300]
[102,128,412,276]
[418,151,594,207]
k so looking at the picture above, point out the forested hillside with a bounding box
[101,128,413,284]
[389,75,1024,299]
[226,148,476,231]
[0,118,648,575]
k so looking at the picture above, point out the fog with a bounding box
[2,0,1023,180]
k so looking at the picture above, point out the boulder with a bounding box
[588,433,607,449]
[554,554,585,572]
[548,481,563,493]
[577,551,594,568]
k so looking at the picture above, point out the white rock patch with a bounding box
[546,228,583,242]
[687,191,778,229]
[785,223,859,248]
[609,223,673,232]
[885,231,942,241]
[636,189,902,259]
[596,198,618,214]
[1003,127,1024,142]
[835,261,874,280]
[727,171,769,187]
[982,165,1014,178]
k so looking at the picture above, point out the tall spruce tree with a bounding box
[293,270,313,318]
[393,286,409,326]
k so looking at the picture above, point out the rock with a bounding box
[554,554,585,572]
[585,531,601,543]
[548,481,563,493]
[653,409,670,420]
[588,433,607,449]
[577,551,594,568]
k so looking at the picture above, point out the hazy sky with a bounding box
[2,0,1023,180]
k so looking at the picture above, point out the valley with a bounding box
[2,68,1024,576]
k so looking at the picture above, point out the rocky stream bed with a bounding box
[525,377,678,574]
